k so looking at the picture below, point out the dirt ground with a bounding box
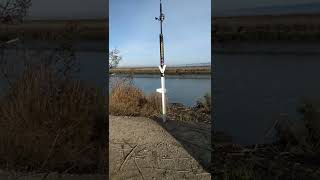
[109,116,212,180]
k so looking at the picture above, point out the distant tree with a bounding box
[109,48,122,69]
[0,0,31,46]
[0,0,32,24]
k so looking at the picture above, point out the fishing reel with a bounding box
[155,13,165,21]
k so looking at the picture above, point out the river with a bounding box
[110,74,211,107]
[0,40,211,107]
[214,42,320,144]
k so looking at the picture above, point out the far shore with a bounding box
[0,19,107,41]
[109,66,211,75]
[213,13,320,42]
[2,14,320,42]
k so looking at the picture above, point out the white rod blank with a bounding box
[157,65,167,122]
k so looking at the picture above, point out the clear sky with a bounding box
[25,0,320,19]
[109,0,211,67]
[27,0,107,19]
[214,0,320,16]
[25,0,320,18]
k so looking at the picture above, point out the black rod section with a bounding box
[155,0,165,67]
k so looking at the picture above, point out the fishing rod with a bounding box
[155,0,167,122]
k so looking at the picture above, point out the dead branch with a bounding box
[119,145,138,171]
[134,158,145,180]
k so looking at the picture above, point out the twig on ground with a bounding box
[123,138,134,148]
[40,172,50,180]
[134,158,145,180]
[119,145,138,171]
[39,130,62,171]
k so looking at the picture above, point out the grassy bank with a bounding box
[0,33,107,174]
[0,19,107,41]
[0,64,106,174]
[109,66,211,75]
[109,77,211,123]
[213,14,320,42]
[213,99,320,179]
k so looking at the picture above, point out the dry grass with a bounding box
[273,99,320,158]
[195,93,211,114]
[109,78,211,123]
[109,78,161,117]
[0,64,106,174]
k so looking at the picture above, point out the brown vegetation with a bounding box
[0,64,106,174]
[109,77,161,117]
[109,77,211,123]
[212,99,320,179]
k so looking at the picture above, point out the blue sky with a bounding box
[25,0,320,19]
[109,0,211,67]
[214,0,320,16]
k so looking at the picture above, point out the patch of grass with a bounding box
[195,93,211,114]
[274,99,320,157]
[109,78,161,117]
[109,78,211,123]
[297,100,320,155]
[224,158,260,180]
[0,64,106,174]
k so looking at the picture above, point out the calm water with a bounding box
[0,41,108,92]
[110,74,211,107]
[1,41,211,107]
[6,41,320,145]
[214,42,320,144]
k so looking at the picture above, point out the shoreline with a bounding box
[213,13,320,42]
[109,66,211,75]
[3,14,320,42]
[0,19,107,41]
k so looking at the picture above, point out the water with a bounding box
[110,74,211,107]
[0,41,108,92]
[214,42,320,144]
[1,41,211,106]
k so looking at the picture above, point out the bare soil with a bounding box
[109,116,212,180]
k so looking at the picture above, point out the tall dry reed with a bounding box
[109,77,161,117]
[0,64,106,173]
